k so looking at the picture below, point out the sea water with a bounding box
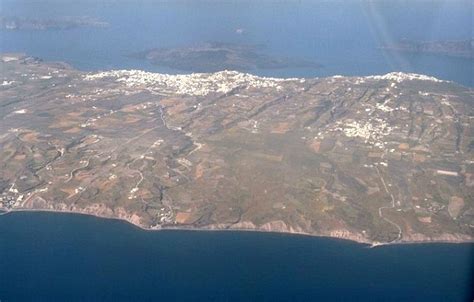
[0,212,472,301]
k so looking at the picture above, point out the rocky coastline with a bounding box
[2,206,472,247]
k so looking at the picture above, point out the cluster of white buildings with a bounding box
[84,69,299,96]
[365,72,445,83]
[334,118,393,146]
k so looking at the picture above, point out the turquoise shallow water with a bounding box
[0,0,473,86]
[0,212,473,301]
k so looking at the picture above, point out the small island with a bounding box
[381,39,474,59]
[0,16,109,30]
[131,42,322,72]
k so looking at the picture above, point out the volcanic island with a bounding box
[1,54,473,246]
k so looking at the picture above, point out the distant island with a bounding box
[131,42,322,72]
[0,16,109,30]
[1,54,473,246]
[381,39,474,59]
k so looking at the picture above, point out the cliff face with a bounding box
[1,55,473,245]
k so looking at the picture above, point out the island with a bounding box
[1,54,472,246]
[0,16,108,30]
[381,39,474,59]
[131,42,322,72]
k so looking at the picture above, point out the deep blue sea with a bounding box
[0,1,473,300]
[0,212,473,301]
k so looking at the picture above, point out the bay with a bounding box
[0,0,472,86]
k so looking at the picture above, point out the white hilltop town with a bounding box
[84,69,302,96]
[83,68,446,97]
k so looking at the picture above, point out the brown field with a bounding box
[252,152,283,162]
[124,115,142,124]
[20,131,40,143]
[194,162,206,179]
[67,111,83,117]
[160,97,182,106]
[448,197,464,218]
[60,187,77,198]
[418,216,432,223]
[120,104,140,113]
[137,189,153,199]
[413,153,426,162]
[271,122,291,134]
[14,154,27,160]
[398,143,410,150]
[64,127,82,133]
[95,178,118,191]
[309,140,321,152]
[50,117,79,129]
[175,211,192,224]
[75,171,93,182]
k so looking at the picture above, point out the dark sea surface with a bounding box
[0,212,473,301]
[0,0,473,86]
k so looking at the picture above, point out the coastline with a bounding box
[1,208,472,248]
[1,56,472,250]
